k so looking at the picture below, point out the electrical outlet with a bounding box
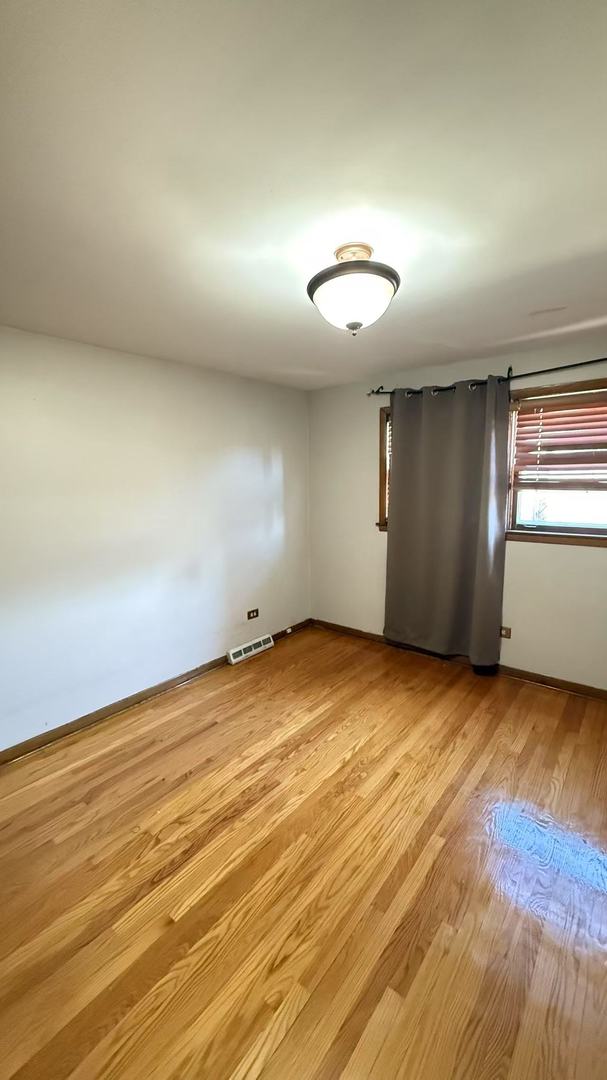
[500,626,511,639]
[247,608,259,620]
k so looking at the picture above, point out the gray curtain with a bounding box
[384,376,510,668]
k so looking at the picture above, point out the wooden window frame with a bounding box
[506,377,607,548]
[377,405,390,531]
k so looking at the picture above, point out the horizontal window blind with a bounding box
[512,386,607,490]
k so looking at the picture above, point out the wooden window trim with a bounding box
[509,376,607,401]
[506,529,607,547]
[508,376,607,545]
[377,405,390,531]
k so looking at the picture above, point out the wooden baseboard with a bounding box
[311,619,466,661]
[273,619,312,642]
[0,618,313,767]
[311,619,607,702]
[311,618,385,644]
[497,664,607,702]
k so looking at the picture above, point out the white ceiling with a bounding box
[1,1,607,389]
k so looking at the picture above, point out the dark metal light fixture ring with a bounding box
[306,260,401,302]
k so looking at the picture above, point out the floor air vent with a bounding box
[227,634,274,665]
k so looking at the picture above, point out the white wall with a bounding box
[2,325,606,754]
[310,334,607,690]
[0,327,310,750]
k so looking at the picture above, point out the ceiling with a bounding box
[2,1,607,389]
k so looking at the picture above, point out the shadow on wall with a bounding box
[0,438,291,747]
[2,443,288,602]
[206,445,287,643]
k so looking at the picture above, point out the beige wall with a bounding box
[310,334,607,690]
[0,327,310,750]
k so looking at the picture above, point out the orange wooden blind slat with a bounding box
[512,384,607,490]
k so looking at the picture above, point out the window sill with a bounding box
[506,530,607,548]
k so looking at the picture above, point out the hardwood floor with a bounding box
[0,627,606,1079]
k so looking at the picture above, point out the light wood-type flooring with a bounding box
[1,627,606,1079]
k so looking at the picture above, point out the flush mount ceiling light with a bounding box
[307,242,400,336]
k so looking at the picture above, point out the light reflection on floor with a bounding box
[490,801,607,895]
[482,802,607,952]
[481,803,604,946]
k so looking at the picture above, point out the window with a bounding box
[378,406,391,530]
[508,379,607,543]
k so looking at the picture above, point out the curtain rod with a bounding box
[366,355,607,396]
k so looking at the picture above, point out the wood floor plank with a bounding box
[0,627,605,1080]
[227,982,311,1080]
[339,986,409,1079]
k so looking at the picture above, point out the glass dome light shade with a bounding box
[307,260,400,332]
